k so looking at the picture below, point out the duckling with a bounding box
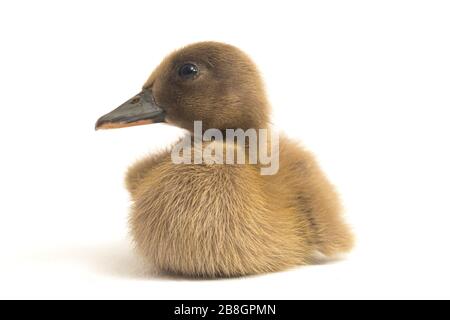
[95,42,353,277]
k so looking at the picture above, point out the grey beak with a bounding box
[95,90,165,130]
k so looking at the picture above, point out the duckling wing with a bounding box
[274,136,354,257]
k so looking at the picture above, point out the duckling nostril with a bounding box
[130,97,140,104]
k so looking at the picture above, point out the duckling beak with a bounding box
[95,90,165,130]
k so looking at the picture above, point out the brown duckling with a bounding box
[96,41,353,277]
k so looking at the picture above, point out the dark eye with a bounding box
[178,63,199,79]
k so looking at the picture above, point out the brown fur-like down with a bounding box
[125,42,353,277]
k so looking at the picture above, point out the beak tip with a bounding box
[95,111,113,130]
[95,118,108,131]
[95,120,101,131]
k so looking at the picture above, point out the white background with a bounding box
[0,0,449,299]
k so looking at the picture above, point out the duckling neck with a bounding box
[187,120,270,136]
[187,120,274,151]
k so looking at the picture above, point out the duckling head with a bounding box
[96,42,270,132]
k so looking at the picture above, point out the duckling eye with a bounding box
[178,63,199,79]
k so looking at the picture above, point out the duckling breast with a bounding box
[129,142,312,277]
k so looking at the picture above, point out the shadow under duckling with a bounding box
[96,41,353,278]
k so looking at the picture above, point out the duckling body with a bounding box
[126,136,352,277]
[96,42,353,277]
